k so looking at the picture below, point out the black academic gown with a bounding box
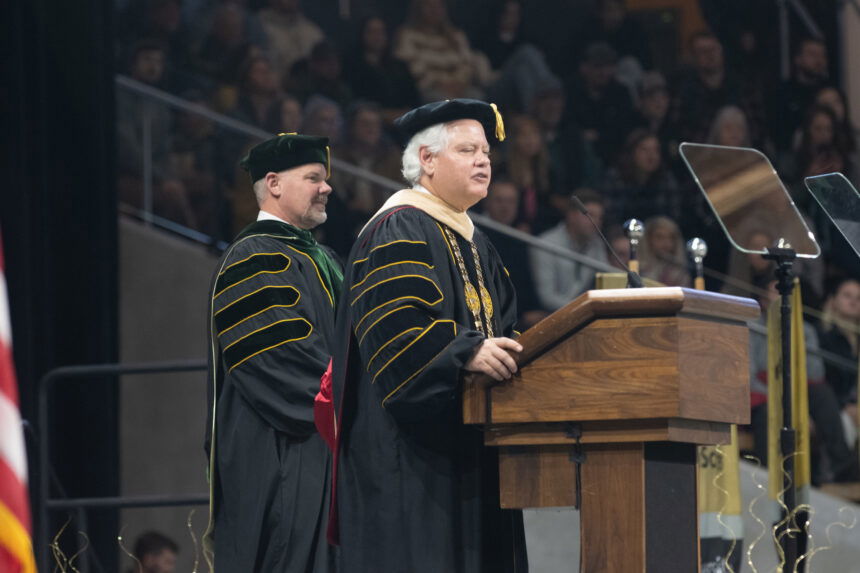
[204,219,339,573]
[332,205,528,573]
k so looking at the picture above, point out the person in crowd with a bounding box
[570,0,652,72]
[638,216,690,286]
[204,133,340,572]
[208,42,267,113]
[117,39,197,228]
[186,0,266,52]
[302,95,344,147]
[330,99,527,571]
[131,531,178,573]
[192,2,259,86]
[343,16,421,124]
[635,71,675,152]
[531,188,610,311]
[393,0,492,102]
[528,81,603,193]
[819,278,860,415]
[706,105,752,148]
[494,114,560,233]
[791,105,857,185]
[257,0,324,82]
[478,178,547,328]
[118,0,195,92]
[747,278,859,483]
[330,102,401,216]
[471,0,526,70]
[605,224,631,270]
[601,128,680,226]
[167,90,225,234]
[468,0,560,113]
[230,55,282,128]
[671,31,763,147]
[813,85,857,155]
[565,42,638,163]
[288,40,353,108]
[325,101,402,254]
[722,227,775,299]
[271,94,303,134]
[770,37,830,152]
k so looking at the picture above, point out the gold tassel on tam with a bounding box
[490,103,505,141]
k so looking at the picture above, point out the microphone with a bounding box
[571,196,643,288]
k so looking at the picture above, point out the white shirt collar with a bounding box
[257,210,293,225]
[413,184,432,195]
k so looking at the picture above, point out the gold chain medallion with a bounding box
[480,285,494,318]
[442,226,495,336]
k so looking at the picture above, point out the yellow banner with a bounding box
[698,426,743,516]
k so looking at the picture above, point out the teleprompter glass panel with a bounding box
[679,143,820,258]
[805,172,860,259]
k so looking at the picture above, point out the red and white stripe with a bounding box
[0,236,36,573]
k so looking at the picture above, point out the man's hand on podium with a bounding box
[465,337,523,381]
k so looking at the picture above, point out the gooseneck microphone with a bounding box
[570,196,643,288]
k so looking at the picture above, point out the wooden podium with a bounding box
[464,287,759,572]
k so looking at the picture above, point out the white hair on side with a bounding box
[252,178,268,205]
[401,123,452,187]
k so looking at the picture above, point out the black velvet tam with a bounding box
[393,99,505,145]
[240,133,330,183]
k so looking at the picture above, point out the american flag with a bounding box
[0,235,36,573]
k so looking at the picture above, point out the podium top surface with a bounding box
[516,287,759,367]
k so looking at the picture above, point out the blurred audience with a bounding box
[257,0,324,82]
[790,105,857,186]
[565,42,637,163]
[272,94,303,134]
[230,55,281,128]
[288,40,352,108]
[671,31,763,146]
[602,128,680,226]
[343,16,420,124]
[638,216,690,286]
[530,189,609,311]
[393,0,491,101]
[572,0,652,72]
[477,178,546,328]
[117,39,197,228]
[706,105,752,148]
[771,37,830,152]
[722,227,776,298]
[326,101,401,254]
[494,115,559,233]
[819,278,860,411]
[529,82,603,193]
[302,95,343,146]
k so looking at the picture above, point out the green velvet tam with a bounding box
[240,133,330,183]
[393,99,506,145]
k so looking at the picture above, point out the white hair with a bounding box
[401,123,452,187]
[252,178,268,205]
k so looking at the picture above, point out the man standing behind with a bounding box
[330,99,527,572]
[203,133,340,572]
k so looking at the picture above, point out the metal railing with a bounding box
[36,360,208,573]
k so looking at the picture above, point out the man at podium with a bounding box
[329,99,528,572]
